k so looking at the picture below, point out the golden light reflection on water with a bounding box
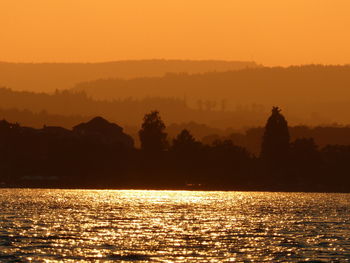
[0,189,349,262]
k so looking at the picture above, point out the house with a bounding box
[73,116,134,149]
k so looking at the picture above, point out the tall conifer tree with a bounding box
[261,107,290,168]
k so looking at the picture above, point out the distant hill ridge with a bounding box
[73,64,350,102]
[72,64,350,124]
[0,60,258,92]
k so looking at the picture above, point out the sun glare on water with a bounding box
[0,189,348,262]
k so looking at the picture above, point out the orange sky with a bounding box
[1,0,350,66]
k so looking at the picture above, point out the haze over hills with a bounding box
[0,87,267,129]
[73,65,350,125]
[0,60,258,93]
[2,63,350,129]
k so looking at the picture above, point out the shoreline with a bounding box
[1,185,349,194]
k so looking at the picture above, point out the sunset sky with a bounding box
[2,0,350,66]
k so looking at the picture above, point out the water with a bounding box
[0,189,349,262]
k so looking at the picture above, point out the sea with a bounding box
[0,189,349,262]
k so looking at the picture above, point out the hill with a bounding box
[0,88,268,129]
[0,60,258,92]
[72,65,350,124]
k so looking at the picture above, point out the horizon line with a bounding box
[1,59,350,68]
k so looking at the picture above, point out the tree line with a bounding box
[2,105,350,153]
[0,107,349,192]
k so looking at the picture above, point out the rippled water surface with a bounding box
[0,189,349,262]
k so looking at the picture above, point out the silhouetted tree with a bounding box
[289,138,322,186]
[139,111,168,152]
[203,139,253,186]
[172,129,201,152]
[170,129,203,185]
[261,107,290,170]
[321,145,350,190]
[290,138,319,162]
